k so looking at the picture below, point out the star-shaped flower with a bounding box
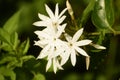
[33,3,67,32]
[62,28,92,66]
[35,23,67,59]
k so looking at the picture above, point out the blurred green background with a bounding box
[0,0,120,80]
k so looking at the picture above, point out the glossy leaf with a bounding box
[92,0,115,32]
[80,0,95,26]
[3,10,21,34]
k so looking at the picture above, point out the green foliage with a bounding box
[0,67,16,80]
[0,0,120,80]
[91,0,115,32]
[32,73,46,80]
[0,28,11,45]
[3,10,21,34]
[0,74,4,80]
[0,7,35,80]
[80,0,95,27]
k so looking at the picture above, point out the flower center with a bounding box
[53,22,58,27]
[68,42,73,47]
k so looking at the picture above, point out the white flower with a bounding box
[46,57,63,73]
[62,28,92,66]
[33,3,67,32]
[35,24,67,59]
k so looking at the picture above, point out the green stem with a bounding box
[88,31,120,35]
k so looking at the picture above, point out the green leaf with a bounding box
[23,38,30,55]
[3,10,21,34]
[92,0,115,33]
[32,73,46,80]
[20,55,35,62]
[80,0,95,27]
[0,56,16,65]
[0,42,13,52]
[18,38,30,55]
[0,28,11,45]
[0,74,4,80]
[10,32,19,50]
[7,59,23,68]
[0,67,16,80]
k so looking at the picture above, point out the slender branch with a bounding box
[88,31,120,36]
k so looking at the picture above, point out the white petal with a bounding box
[34,41,46,48]
[56,59,63,70]
[72,28,83,42]
[56,24,67,38]
[71,49,76,66]
[76,40,92,46]
[59,8,67,18]
[46,59,52,72]
[53,58,57,73]
[33,21,48,27]
[34,31,50,39]
[60,49,70,65]
[37,44,50,59]
[47,45,55,59]
[55,3,59,18]
[58,16,66,24]
[64,33,72,42]
[38,13,49,21]
[45,4,54,19]
[75,47,89,57]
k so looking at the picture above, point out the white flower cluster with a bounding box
[33,3,106,73]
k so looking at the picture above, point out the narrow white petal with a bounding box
[34,40,46,48]
[76,40,92,46]
[58,16,66,24]
[37,44,50,59]
[75,47,89,57]
[60,49,70,65]
[48,45,54,59]
[38,13,50,21]
[59,8,67,18]
[34,31,50,39]
[53,58,57,73]
[46,59,52,72]
[45,4,54,19]
[71,49,76,66]
[56,59,63,70]
[56,24,67,38]
[72,28,83,42]
[33,21,48,27]
[64,33,72,42]
[55,3,59,18]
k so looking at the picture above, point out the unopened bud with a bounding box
[86,56,90,70]
[66,0,74,20]
[90,43,106,50]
